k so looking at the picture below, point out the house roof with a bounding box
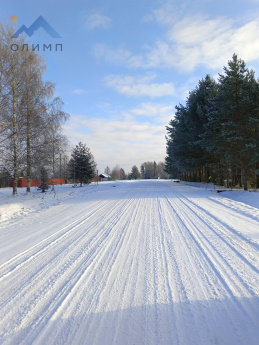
[99,173,110,178]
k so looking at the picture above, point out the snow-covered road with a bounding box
[0,181,259,345]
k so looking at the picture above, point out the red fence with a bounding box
[9,178,67,188]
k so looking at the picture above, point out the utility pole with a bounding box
[63,156,66,183]
[97,170,98,185]
[74,161,76,185]
[60,153,62,185]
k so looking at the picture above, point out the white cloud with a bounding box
[63,114,169,173]
[84,12,112,30]
[104,75,175,98]
[169,15,233,45]
[130,103,175,123]
[93,4,259,72]
[143,13,259,71]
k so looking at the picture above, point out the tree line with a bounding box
[0,25,69,195]
[104,161,169,180]
[165,54,259,190]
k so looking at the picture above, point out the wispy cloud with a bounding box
[150,1,188,26]
[93,43,143,67]
[144,5,259,71]
[72,89,88,95]
[84,12,112,30]
[104,75,175,98]
[93,4,259,72]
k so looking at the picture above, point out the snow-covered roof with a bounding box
[99,173,110,178]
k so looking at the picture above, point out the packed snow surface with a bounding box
[0,180,258,345]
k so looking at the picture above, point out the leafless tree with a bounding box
[111,164,121,180]
[0,26,25,195]
[0,24,70,194]
[44,98,69,190]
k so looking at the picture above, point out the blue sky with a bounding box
[1,0,259,172]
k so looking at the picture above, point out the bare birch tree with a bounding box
[0,26,25,195]
[0,24,70,195]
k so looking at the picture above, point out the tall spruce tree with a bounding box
[186,75,218,179]
[204,54,259,190]
[70,142,96,186]
[166,54,259,189]
[165,104,190,177]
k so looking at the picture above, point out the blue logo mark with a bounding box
[12,16,61,38]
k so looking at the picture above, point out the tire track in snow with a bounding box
[167,189,259,291]
[63,197,143,345]
[0,197,128,307]
[163,190,259,343]
[157,196,218,344]
[179,196,259,274]
[107,198,146,345]
[155,197,181,345]
[158,193,258,345]
[49,195,145,345]
[148,197,164,344]
[0,196,135,344]
[0,199,111,280]
[176,188,259,259]
[25,193,145,345]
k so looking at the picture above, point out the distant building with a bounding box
[99,173,111,182]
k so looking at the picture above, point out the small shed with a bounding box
[99,173,111,182]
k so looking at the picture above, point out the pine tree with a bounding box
[204,54,259,190]
[165,104,189,177]
[69,142,96,186]
[166,76,217,181]
[129,165,141,179]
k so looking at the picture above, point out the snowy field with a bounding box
[0,180,258,345]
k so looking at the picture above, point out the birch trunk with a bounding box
[26,91,31,193]
[12,78,18,196]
